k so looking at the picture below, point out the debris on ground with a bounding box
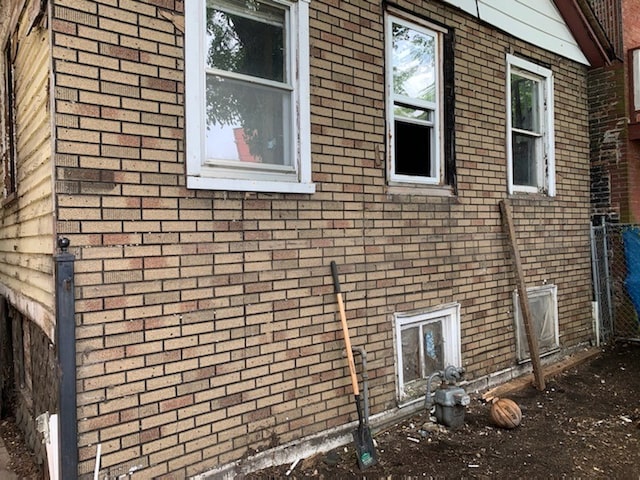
[247,343,640,479]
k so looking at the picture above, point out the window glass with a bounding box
[423,320,443,374]
[511,74,540,132]
[401,321,444,385]
[391,24,436,102]
[514,285,559,362]
[205,0,285,81]
[204,0,289,167]
[185,0,314,193]
[401,327,420,383]
[204,76,290,166]
[512,133,537,186]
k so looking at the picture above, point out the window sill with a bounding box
[187,176,316,194]
[508,191,555,202]
[386,183,455,198]
[516,347,560,365]
[2,192,17,208]
[397,392,428,409]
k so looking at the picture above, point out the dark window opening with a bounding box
[394,120,432,177]
[2,42,17,199]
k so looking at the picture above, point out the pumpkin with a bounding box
[490,397,522,429]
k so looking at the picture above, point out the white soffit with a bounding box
[440,0,590,65]
[442,0,478,16]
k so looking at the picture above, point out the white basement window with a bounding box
[394,303,461,404]
[513,284,559,362]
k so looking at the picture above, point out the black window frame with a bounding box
[2,40,17,201]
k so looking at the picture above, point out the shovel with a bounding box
[330,261,377,470]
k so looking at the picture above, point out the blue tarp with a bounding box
[623,227,640,319]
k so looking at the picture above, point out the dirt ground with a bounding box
[0,415,42,479]
[0,343,639,479]
[248,342,640,479]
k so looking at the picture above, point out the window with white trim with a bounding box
[385,11,455,188]
[513,284,559,362]
[185,0,314,194]
[507,54,555,196]
[394,303,461,403]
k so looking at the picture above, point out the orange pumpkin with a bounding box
[490,397,522,429]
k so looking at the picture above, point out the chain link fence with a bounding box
[591,223,640,344]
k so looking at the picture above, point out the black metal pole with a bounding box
[55,237,77,480]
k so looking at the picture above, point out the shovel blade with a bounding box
[352,425,377,470]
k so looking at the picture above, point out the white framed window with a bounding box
[185,0,314,194]
[513,284,559,362]
[632,47,640,112]
[385,12,447,186]
[394,303,461,403]
[506,54,555,196]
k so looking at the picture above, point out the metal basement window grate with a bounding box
[394,303,461,404]
[513,284,559,362]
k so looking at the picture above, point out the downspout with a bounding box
[55,237,77,479]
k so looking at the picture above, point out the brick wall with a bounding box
[51,0,594,477]
[588,0,640,223]
[621,0,640,223]
[588,64,626,222]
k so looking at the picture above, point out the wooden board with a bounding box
[482,348,601,402]
[500,200,545,390]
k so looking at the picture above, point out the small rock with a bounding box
[422,422,439,432]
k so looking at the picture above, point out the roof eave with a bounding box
[553,0,617,68]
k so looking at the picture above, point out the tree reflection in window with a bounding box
[511,73,541,187]
[204,0,290,166]
[392,23,435,102]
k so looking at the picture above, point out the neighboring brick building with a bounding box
[587,0,640,223]
[0,0,612,478]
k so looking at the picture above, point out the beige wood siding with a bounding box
[0,9,54,340]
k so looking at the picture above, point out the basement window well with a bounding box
[394,303,461,404]
[513,284,559,362]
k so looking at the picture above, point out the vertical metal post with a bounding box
[55,237,77,480]
[601,219,614,341]
[589,224,601,346]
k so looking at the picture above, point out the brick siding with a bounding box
[588,65,626,222]
[50,0,594,477]
[588,0,640,223]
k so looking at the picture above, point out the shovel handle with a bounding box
[330,261,360,397]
